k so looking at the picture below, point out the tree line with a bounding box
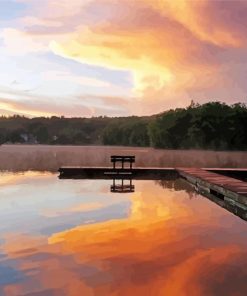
[149,101,247,150]
[0,101,247,150]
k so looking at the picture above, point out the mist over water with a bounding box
[0,145,246,172]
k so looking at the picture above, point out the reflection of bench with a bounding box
[111,155,135,169]
[111,179,135,193]
[111,184,135,193]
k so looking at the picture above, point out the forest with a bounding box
[0,101,247,150]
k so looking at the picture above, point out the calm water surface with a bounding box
[0,171,247,296]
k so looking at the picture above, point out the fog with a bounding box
[0,145,246,172]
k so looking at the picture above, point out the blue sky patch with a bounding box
[0,0,27,20]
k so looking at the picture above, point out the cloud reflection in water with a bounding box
[0,173,247,295]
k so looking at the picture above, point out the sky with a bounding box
[0,0,247,117]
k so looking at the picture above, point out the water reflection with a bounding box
[156,178,197,199]
[0,172,247,295]
[111,178,135,193]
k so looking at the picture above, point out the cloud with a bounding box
[146,0,247,47]
[0,98,54,117]
[47,0,247,113]
[0,87,131,117]
[43,70,111,88]
[45,1,245,110]
[0,93,92,117]
[0,28,48,55]
[20,16,63,28]
[2,0,247,115]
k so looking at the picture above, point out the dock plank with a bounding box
[177,168,247,199]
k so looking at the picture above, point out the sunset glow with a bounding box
[0,0,247,117]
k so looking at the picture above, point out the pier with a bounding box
[58,166,177,180]
[59,155,177,180]
[59,155,247,220]
[177,168,247,220]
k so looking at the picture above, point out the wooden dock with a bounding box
[59,158,247,220]
[59,166,178,180]
[177,168,247,220]
[177,168,247,198]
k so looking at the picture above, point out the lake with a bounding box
[0,145,247,295]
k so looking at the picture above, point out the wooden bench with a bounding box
[111,155,135,169]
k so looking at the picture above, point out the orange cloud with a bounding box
[46,0,247,113]
[0,98,56,117]
[1,0,246,115]
[146,0,244,47]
